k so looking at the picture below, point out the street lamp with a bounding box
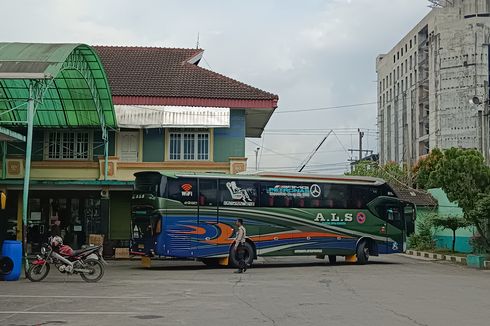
[254,147,260,171]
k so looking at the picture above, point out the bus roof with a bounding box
[143,171,386,186]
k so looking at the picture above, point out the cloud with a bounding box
[0,0,430,174]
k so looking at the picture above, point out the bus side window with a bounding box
[351,186,380,209]
[387,208,394,221]
[198,179,218,206]
[259,182,274,207]
[167,178,198,205]
[260,182,304,208]
[220,179,258,207]
[387,207,401,222]
[323,184,349,209]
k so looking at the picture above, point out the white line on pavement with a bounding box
[0,311,142,315]
[0,295,152,299]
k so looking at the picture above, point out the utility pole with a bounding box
[254,147,260,171]
[348,128,374,169]
[358,128,364,161]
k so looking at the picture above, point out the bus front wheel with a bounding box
[328,255,337,265]
[229,242,254,268]
[356,241,369,265]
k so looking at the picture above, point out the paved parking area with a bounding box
[1,254,489,326]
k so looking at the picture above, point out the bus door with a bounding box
[197,179,219,256]
[404,205,416,236]
[165,178,199,257]
[385,205,404,253]
[367,196,405,253]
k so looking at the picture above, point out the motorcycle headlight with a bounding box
[41,247,46,255]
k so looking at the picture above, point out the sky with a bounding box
[0,0,431,174]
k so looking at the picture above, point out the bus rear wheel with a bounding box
[356,241,370,265]
[229,242,254,268]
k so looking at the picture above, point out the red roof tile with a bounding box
[93,46,278,104]
[389,183,437,207]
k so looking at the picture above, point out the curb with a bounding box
[406,250,467,265]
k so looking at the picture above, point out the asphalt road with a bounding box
[0,254,489,326]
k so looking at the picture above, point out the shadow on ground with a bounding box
[137,259,399,271]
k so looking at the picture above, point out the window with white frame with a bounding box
[45,131,92,160]
[169,129,210,161]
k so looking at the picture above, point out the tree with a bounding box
[347,161,412,185]
[413,148,443,189]
[422,148,490,251]
[432,217,469,253]
[465,194,490,250]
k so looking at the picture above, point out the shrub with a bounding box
[469,235,488,255]
[408,217,435,251]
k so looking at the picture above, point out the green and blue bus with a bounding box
[130,171,415,267]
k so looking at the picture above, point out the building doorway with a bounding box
[26,191,103,253]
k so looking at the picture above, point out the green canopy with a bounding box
[0,43,116,128]
[0,43,117,264]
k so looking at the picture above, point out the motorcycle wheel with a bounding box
[80,259,104,283]
[26,263,50,282]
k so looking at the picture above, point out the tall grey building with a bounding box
[376,0,490,165]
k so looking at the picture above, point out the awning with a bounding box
[0,179,134,191]
[115,105,230,128]
[0,43,116,128]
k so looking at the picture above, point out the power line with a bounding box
[245,149,347,157]
[258,163,350,173]
[261,162,350,169]
[262,132,378,137]
[265,127,378,132]
[247,139,301,162]
[274,101,378,114]
[331,130,351,156]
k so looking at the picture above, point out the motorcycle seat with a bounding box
[72,246,100,256]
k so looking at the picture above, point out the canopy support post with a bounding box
[103,128,109,180]
[22,82,36,269]
[1,141,6,179]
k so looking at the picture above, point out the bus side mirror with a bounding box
[1,192,6,210]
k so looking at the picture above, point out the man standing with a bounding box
[234,219,247,273]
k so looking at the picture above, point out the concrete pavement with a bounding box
[0,254,489,326]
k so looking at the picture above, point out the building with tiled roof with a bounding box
[0,43,278,251]
[94,46,278,103]
[93,46,278,137]
[388,183,437,207]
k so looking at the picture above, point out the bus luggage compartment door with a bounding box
[163,213,197,258]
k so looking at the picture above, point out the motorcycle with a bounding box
[26,236,106,283]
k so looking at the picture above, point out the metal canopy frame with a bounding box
[0,43,117,265]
